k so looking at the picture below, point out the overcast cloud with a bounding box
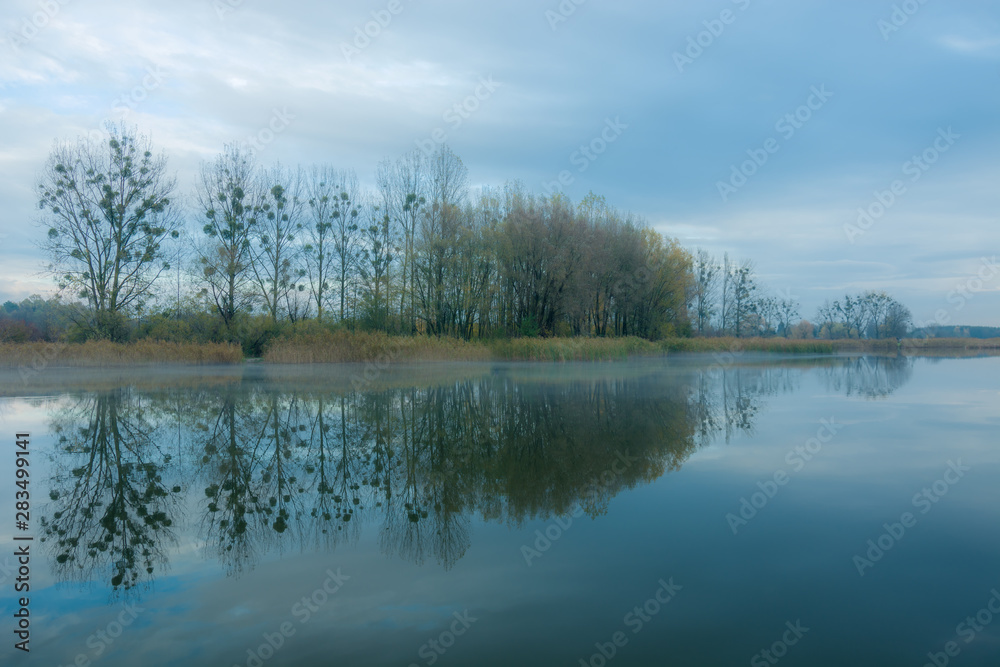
[1,0,997,325]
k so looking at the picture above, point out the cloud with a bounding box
[937,34,1000,55]
[0,0,997,324]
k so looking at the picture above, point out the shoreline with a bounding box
[1,336,998,369]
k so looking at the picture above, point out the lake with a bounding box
[1,353,998,666]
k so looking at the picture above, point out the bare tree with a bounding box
[303,164,343,321]
[195,144,264,326]
[415,146,468,335]
[358,191,394,330]
[692,249,719,336]
[38,122,179,340]
[777,297,800,337]
[252,164,304,323]
[731,259,757,338]
[330,170,361,322]
[882,300,912,338]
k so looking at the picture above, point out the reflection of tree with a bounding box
[41,357,916,589]
[301,395,341,549]
[40,390,179,595]
[690,365,798,445]
[819,355,914,399]
[195,390,269,576]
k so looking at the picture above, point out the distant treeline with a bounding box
[9,123,916,352]
[911,326,1000,340]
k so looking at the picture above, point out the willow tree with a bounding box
[37,123,179,340]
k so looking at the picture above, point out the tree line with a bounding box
[20,123,912,346]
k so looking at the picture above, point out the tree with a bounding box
[692,249,718,336]
[630,230,693,339]
[719,253,733,335]
[195,144,263,326]
[358,194,394,330]
[861,290,891,339]
[731,259,757,338]
[882,300,912,338]
[415,146,468,336]
[303,165,341,322]
[330,170,361,322]
[380,152,426,334]
[752,295,778,337]
[819,291,911,339]
[37,123,179,340]
[815,301,837,338]
[777,297,800,337]
[252,165,304,323]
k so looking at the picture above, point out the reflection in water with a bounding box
[38,356,914,594]
[40,390,181,595]
[818,355,914,398]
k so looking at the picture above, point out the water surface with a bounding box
[1,354,998,666]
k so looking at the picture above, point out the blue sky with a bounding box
[0,0,997,325]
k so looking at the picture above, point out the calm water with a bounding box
[1,354,998,666]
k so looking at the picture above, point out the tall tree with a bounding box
[195,144,263,326]
[37,123,179,340]
[731,259,757,338]
[303,164,342,322]
[358,193,394,330]
[415,146,468,336]
[330,170,361,322]
[692,249,719,336]
[252,164,304,323]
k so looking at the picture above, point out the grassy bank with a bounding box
[261,329,493,363]
[0,340,243,368]
[1,335,997,369]
[488,336,662,361]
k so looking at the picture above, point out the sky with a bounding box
[0,0,998,326]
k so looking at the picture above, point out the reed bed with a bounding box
[3,335,995,371]
[262,329,492,364]
[901,337,1000,351]
[657,337,839,354]
[488,336,662,361]
[0,340,243,368]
